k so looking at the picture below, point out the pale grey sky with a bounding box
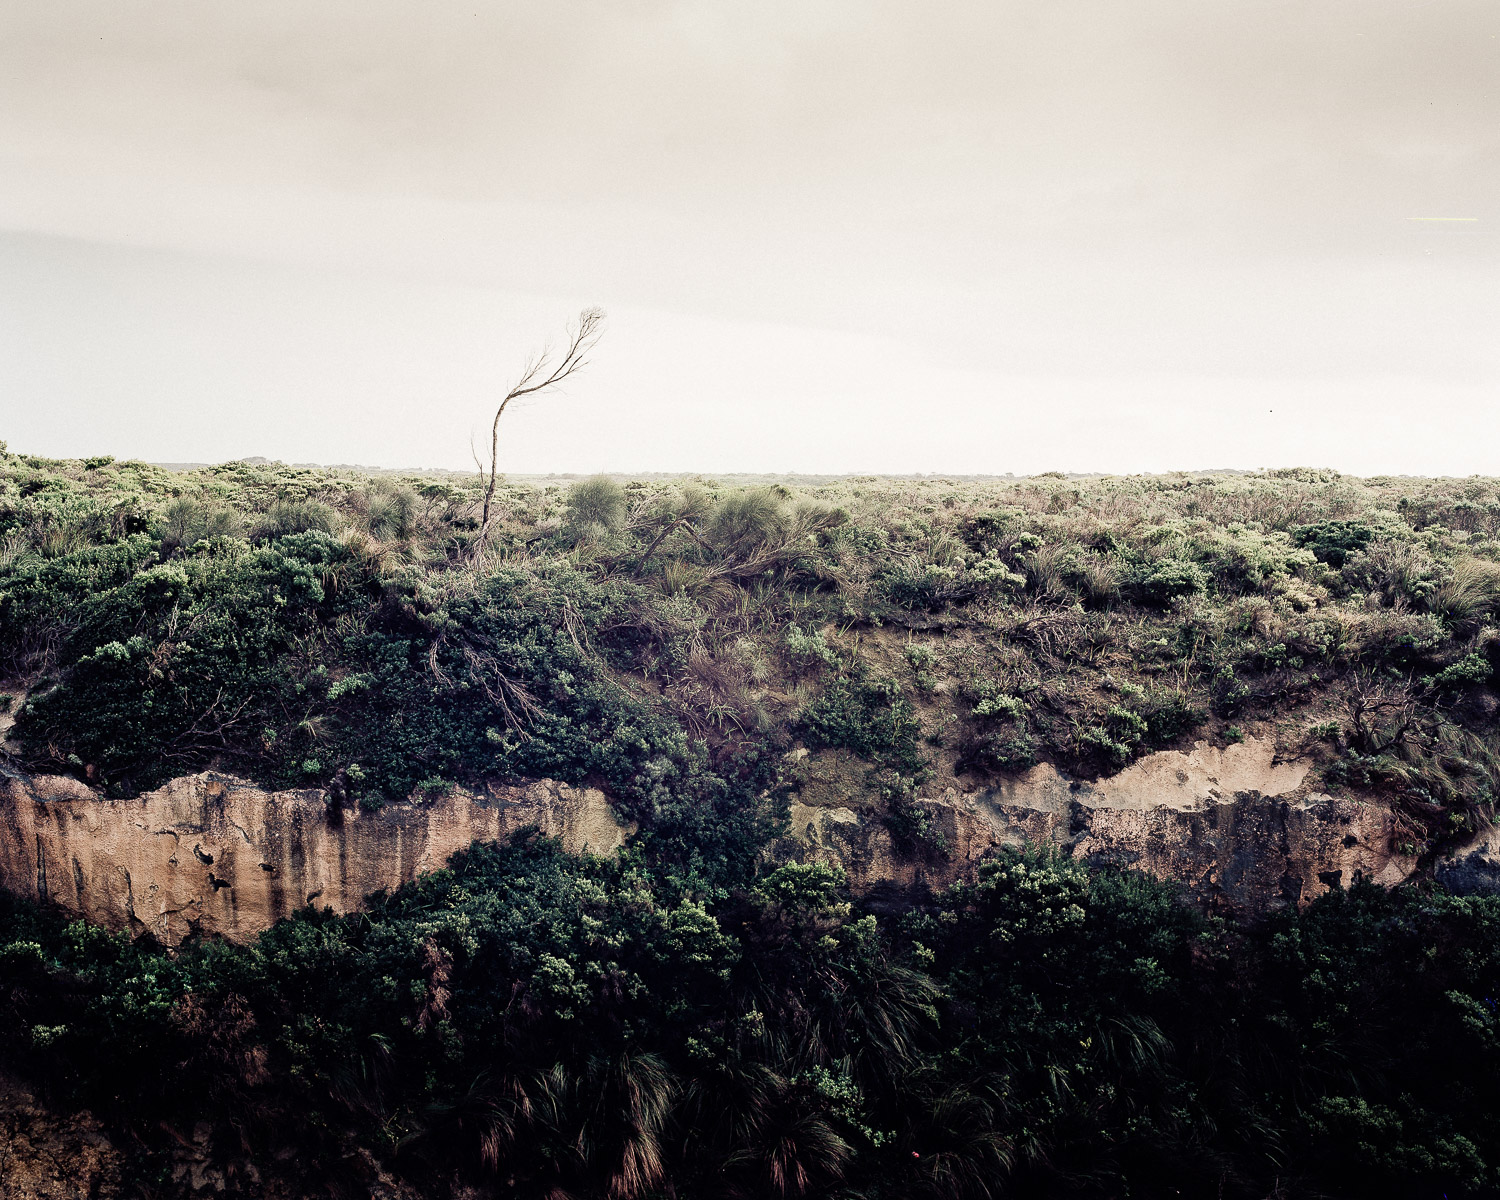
[1,1,1496,473]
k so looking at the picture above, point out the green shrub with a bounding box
[1294,520,1375,568]
[250,499,337,541]
[956,726,1038,775]
[1138,689,1202,745]
[365,484,417,540]
[1429,653,1493,690]
[0,535,161,674]
[1135,559,1207,606]
[1078,705,1151,765]
[14,535,346,792]
[160,497,242,550]
[969,682,1027,721]
[786,624,840,671]
[799,675,926,773]
[1343,538,1443,607]
[564,476,626,534]
[707,488,785,556]
[1200,526,1318,592]
[878,560,960,610]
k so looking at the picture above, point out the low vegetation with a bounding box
[5,848,1500,1198]
[5,444,1500,1195]
[6,447,1500,849]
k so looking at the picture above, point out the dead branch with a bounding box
[477,308,606,543]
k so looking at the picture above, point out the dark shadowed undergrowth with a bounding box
[5,847,1500,1198]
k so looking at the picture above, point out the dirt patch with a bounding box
[0,1075,124,1200]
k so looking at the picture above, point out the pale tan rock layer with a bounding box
[0,770,633,945]
[782,738,1418,909]
[0,738,1442,943]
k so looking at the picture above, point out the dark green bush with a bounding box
[7,832,1500,1197]
[1294,519,1375,567]
[1430,653,1493,690]
[1133,558,1208,606]
[0,535,160,675]
[14,535,346,792]
[956,726,1038,775]
[876,559,959,610]
[1138,688,1202,745]
[798,675,926,773]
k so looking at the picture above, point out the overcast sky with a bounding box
[1,1,1496,474]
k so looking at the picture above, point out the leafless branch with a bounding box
[461,646,540,734]
[477,307,607,543]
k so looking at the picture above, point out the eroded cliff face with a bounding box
[778,737,1418,911]
[0,768,633,945]
[0,737,1428,943]
[0,1072,124,1200]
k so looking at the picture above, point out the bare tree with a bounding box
[475,307,606,539]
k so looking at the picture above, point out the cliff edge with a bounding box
[778,737,1418,910]
[0,768,632,945]
[1,737,1443,944]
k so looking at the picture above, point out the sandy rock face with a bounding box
[0,738,1427,941]
[0,768,633,945]
[782,738,1416,911]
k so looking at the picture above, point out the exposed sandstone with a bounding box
[0,768,633,945]
[0,737,1443,943]
[781,737,1417,911]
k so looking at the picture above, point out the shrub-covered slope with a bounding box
[6,446,1500,1197]
[6,842,1500,1198]
[5,447,1500,855]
